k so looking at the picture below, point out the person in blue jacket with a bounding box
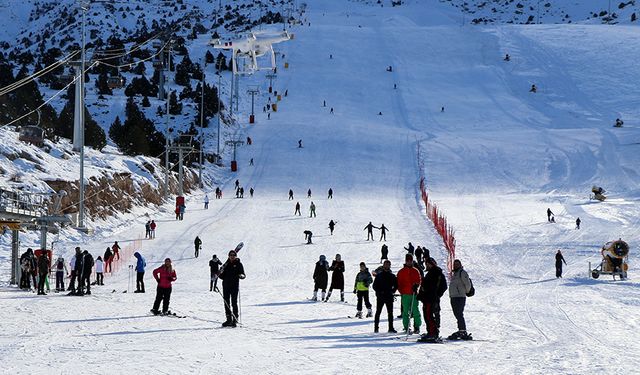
[134,252,147,293]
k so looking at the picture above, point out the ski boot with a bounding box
[366,308,373,318]
[388,327,397,333]
[311,291,318,302]
[150,309,161,315]
[413,327,420,335]
[321,291,326,302]
[340,291,345,303]
[355,311,363,319]
[374,326,379,333]
[448,330,471,340]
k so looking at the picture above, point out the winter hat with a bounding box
[212,254,218,260]
[359,262,366,267]
[319,255,326,262]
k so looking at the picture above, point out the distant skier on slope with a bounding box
[289,189,294,200]
[415,246,424,269]
[209,255,222,292]
[575,217,581,230]
[547,208,554,222]
[325,254,345,302]
[328,188,333,199]
[353,262,374,318]
[307,188,312,198]
[404,242,415,255]
[304,230,313,244]
[380,244,389,263]
[309,202,316,217]
[364,222,378,241]
[295,202,301,216]
[151,258,177,315]
[328,220,336,235]
[312,255,329,301]
[555,250,567,278]
[379,224,389,241]
[194,236,202,258]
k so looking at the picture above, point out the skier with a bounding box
[441,106,445,112]
[307,188,312,198]
[194,236,202,258]
[397,253,422,334]
[235,179,239,189]
[378,111,382,115]
[79,250,94,296]
[134,252,146,293]
[380,244,389,263]
[304,230,313,244]
[249,158,254,166]
[417,258,448,342]
[325,254,345,302]
[54,257,68,292]
[614,118,624,127]
[209,255,222,292]
[151,258,177,315]
[249,187,254,197]
[330,107,334,114]
[404,242,415,255]
[394,83,397,89]
[353,262,374,318]
[323,100,326,107]
[555,250,567,278]
[104,247,113,273]
[145,220,151,239]
[547,208,554,222]
[95,256,104,286]
[372,259,398,333]
[295,202,301,216]
[312,255,329,301]
[309,201,316,217]
[289,189,294,200]
[239,187,244,198]
[364,222,378,241]
[284,89,288,97]
[379,224,389,241]
[175,205,180,220]
[150,220,157,238]
[415,246,424,269]
[575,217,581,230]
[327,188,333,199]
[328,220,336,235]
[37,252,49,295]
[204,194,209,209]
[448,259,472,340]
[112,241,121,260]
[219,250,245,327]
[216,187,222,199]
[268,113,271,120]
[298,139,303,148]
[246,136,252,145]
[179,204,185,220]
[504,53,510,61]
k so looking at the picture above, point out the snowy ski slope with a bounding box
[2,1,640,374]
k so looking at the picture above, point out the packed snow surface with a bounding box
[2,1,640,374]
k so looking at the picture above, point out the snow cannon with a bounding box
[591,239,629,280]
[591,186,606,201]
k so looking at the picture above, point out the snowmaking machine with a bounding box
[591,239,629,280]
[591,186,606,201]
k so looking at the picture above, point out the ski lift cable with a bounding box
[0,61,99,129]
[0,50,81,97]
[96,39,172,69]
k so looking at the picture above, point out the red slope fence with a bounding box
[105,237,143,276]
[417,143,457,274]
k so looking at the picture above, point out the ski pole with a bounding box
[215,289,242,326]
[406,290,417,340]
[239,289,242,324]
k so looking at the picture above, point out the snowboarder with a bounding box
[79,250,94,296]
[547,208,554,222]
[380,244,389,263]
[209,255,222,292]
[134,252,146,293]
[54,257,68,292]
[249,187,254,197]
[555,250,567,278]
[397,253,422,334]
[379,224,389,241]
[104,247,113,273]
[151,258,177,315]
[112,241,121,260]
[309,201,316,217]
[372,259,397,333]
[448,259,472,340]
[328,220,336,235]
[328,188,333,199]
[298,140,303,148]
[150,220,156,238]
[295,202,301,216]
[204,194,209,209]
[353,262,374,318]
[364,222,378,241]
[304,230,313,244]
[307,188,312,198]
[312,255,329,301]
[37,252,49,295]
[404,242,415,255]
[417,258,448,342]
[289,189,294,200]
[575,217,581,230]
[530,84,537,93]
[325,254,345,302]
[194,236,202,258]
[219,250,245,327]
[145,220,151,239]
[95,256,104,286]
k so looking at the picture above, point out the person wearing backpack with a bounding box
[54,257,68,292]
[417,258,447,341]
[448,259,472,340]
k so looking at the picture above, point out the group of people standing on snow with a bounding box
[311,252,473,341]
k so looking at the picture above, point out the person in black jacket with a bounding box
[194,236,202,258]
[555,250,567,278]
[372,260,397,333]
[325,254,345,302]
[37,252,50,295]
[380,244,389,263]
[219,250,246,327]
[312,255,329,301]
[209,254,222,292]
[78,250,94,296]
[417,258,448,340]
[328,220,336,235]
[69,247,83,295]
[415,246,424,269]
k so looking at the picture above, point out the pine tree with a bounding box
[112,97,166,156]
[141,96,151,107]
[205,50,214,64]
[96,72,113,95]
[169,90,182,115]
[133,61,146,75]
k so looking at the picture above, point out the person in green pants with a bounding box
[397,253,422,334]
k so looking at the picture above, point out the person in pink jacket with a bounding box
[151,258,177,315]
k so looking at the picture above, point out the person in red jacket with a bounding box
[112,241,121,260]
[396,253,422,334]
[151,258,177,315]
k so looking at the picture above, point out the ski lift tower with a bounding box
[225,140,245,172]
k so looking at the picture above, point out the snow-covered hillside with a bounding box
[2,0,640,374]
